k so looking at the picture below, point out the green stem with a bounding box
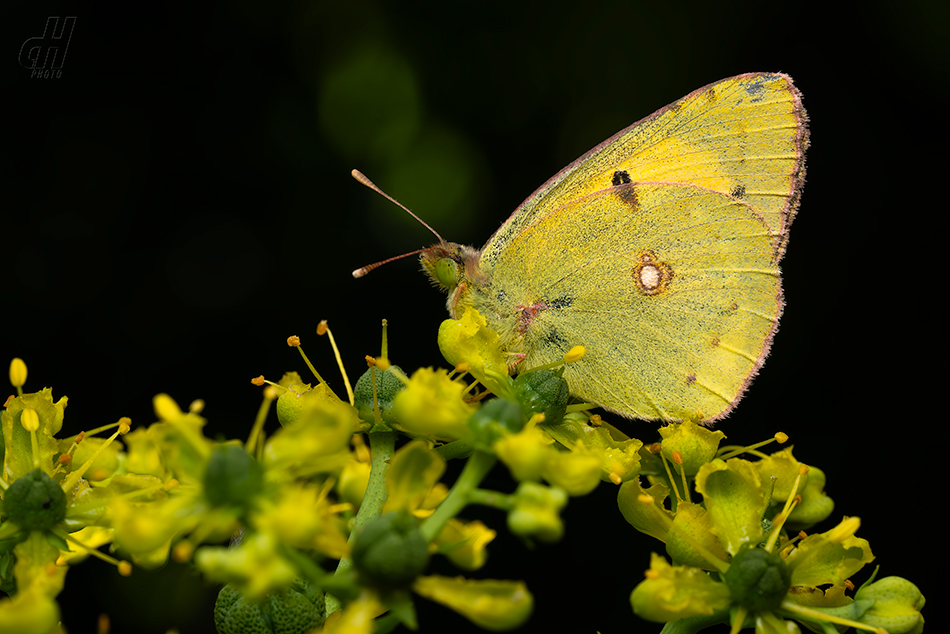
[325,431,396,615]
[467,487,512,510]
[420,450,497,542]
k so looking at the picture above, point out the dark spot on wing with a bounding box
[615,183,638,210]
[611,170,631,186]
[541,326,569,350]
[745,77,770,102]
[547,296,574,309]
[731,184,746,199]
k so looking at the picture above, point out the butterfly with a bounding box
[356,73,808,424]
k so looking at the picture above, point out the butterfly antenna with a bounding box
[350,169,447,279]
[351,169,446,242]
[351,246,433,279]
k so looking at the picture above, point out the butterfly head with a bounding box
[419,242,482,318]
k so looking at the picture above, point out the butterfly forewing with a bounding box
[480,73,807,269]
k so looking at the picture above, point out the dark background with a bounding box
[3,1,942,632]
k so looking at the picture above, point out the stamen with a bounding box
[9,358,27,395]
[657,446,685,503]
[21,408,41,469]
[779,598,884,633]
[671,451,691,504]
[563,346,586,362]
[765,464,810,552]
[20,407,39,431]
[61,529,134,576]
[288,336,341,401]
[318,320,355,406]
[61,420,131,494]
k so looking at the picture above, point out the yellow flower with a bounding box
[437,308,512,398]
[194,532,298,601]
[507,481,567,542]
[250,483,349,558]
[390,368,477,441]
[413,576,533,631]
[382,440,447,514]
[435,518,497,571]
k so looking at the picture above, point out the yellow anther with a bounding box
[563,345,586,362]
[20,408,39,432]
[172,541,194,562]
[9,358,27,388]
[287,335,301,347]
[153,393,183,421]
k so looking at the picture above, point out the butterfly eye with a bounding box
[434,258,459,287]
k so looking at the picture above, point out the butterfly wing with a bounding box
[480,73,807,273]
[470,182,782,422]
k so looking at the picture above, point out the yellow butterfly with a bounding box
[357,73,808,424]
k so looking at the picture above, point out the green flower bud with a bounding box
[351,511,429,588]
[468,398,524,446]
[276,384,309,427]
[3,469,67,531]
[513,369,569,425]
[214,578,326,634]
[204,444,263,509]
[353,366,406,427]
[854,576,925,634]
[724,546,791,611]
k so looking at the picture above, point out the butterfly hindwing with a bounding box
[468,182,782,422]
